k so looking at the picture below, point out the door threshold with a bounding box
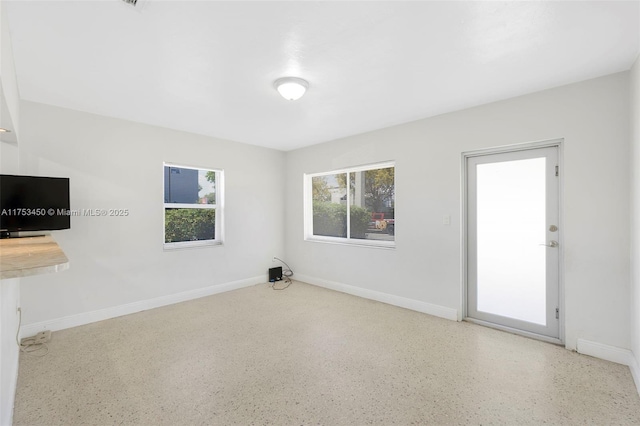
[464,317,564,346]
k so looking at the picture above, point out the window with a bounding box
[304,162,395,247]
[163,163,223,249]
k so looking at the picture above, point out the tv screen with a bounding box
[0,174,70,232]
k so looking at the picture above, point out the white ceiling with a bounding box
[5,1,640,151]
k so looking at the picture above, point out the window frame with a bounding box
[304,161,395,249]
[163,162,224,250]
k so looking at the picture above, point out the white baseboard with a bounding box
[576,339,640,397]
[576,338,635,366]
[295,273,458,321]
[21,276,264,337]
[630,352,640,396]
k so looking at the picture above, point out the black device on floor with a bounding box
[269,266,283,282]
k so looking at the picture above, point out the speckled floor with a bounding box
[13,282,640,425]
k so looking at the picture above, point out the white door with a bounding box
[467,146,560,339]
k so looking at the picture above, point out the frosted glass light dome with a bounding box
[274,77,309,101]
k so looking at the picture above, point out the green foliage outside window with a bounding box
[336,167,394,213]
[312,202,370,239]
[165,209,216,243]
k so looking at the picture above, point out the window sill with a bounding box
[163,240,223,251]
[304,236,395,250]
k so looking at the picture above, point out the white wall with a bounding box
[0,0,20,138]
[0,140,20,426]
[18,101,286,326]
[0,279,19,426]
[0,3,22,424]
[285,72,630,351]
[630,54,640,391]
[0,141,18,174]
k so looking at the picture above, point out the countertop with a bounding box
[0,235,69,279]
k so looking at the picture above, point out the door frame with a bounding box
[460,138,565,345]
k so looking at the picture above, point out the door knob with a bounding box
[540,240,558,248]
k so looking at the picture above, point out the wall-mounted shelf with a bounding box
[0,236,69,279]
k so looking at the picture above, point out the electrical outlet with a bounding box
[272,256,277,262]
[34,330,51,344]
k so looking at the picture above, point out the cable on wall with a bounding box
[15,308,49,357]
[272,257,293,290]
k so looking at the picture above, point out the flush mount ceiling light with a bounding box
[274,77,309,101]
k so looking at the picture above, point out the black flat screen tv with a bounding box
[0,174,70,232]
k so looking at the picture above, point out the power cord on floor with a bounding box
[16,308,49,357]
[272,257,293,291]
